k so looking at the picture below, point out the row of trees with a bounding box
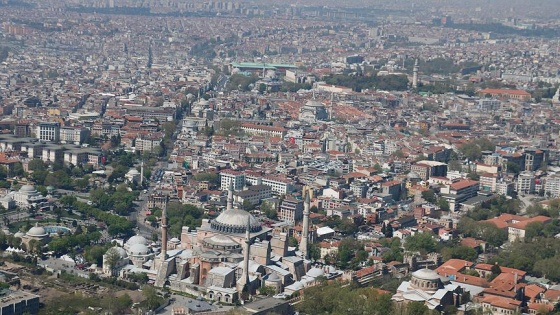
[323,73,409,92]
[89,185,139,216]
[63,198,135,236]
[48,229,102,255]
[146,202,205,236]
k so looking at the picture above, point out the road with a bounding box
[129,160,169,238]
[518,194,536,215]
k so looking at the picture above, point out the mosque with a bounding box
[103,183,318,303]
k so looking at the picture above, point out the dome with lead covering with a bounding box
[210,209,262,234]
[27,224,47,238]
[129,243,150,256]
[412,268,440,281]
[126,235,148,247]
[20,185,36,193]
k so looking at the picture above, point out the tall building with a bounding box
[36,122,60,142]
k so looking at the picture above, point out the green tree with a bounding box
[406,301,429,315]
[141,286,163,311]
[421,189,437,203]
[524,221,544,241]
[28,159,46,171]
[104,247,122,276]
[438,198,450,211]
[404,232,438,254]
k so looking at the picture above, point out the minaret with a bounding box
[140,160,144,186]
[329,92,334,120]
[160,196,168,260]
[243,215,251,286]
[412,59,419,89]
[227,181,234,211]
[300,188,310,260]
[238,215,252,296]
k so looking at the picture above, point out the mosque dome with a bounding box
[27,224,47,238]
[108,247,128,259]
[20,185,36,193]
[410,268,443,291]
[127,169,140,175]
[412,268,440,281]
[126,235,148,247]
[306,267,325,278]
[204,235,239,247]
[290,281,304,290]
[268,273,281,282]
[211,209,262,234]
[129,243,150,256]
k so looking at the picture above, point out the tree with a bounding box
[60,195,77,208]
[406,301,429,315]
[404,232,438,254]
[84,245,107,266]
[422,190,437,203]
[260,201,277,220]
[524,221,544,241]
[104,247,122,276]
[309,243,321,262]
[258,285,276,296]
[28,159,46,171]
[438,198,450,211]
[441,246,478,262]
[288,236,298,248]
[141,286,163,311]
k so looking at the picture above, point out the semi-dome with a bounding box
[27,224,47,237]
[210,209,262,234]
[108,247,128,259]
[204,235,239,247]
[129,243,150,256]
[20,185,36,193]
[127,169,140,175]
[126,235,148,246]
[268,273,280,281]
[307,267,325,278]
[290,281,304,290]
[13,231,25,238]
[412,268,440,281]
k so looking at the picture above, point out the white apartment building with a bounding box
[220,170,245,191]
[516,171,535,194]
[60,127,89,145]
[544,175,560,198]
[36,122,60,142]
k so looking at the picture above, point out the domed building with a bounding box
[11,184,47,209]
[0,195,15,211]
[102,235,155,276]
[123,235,154,268]
[102,247,129,276]
[125,169,141,183]
[299,99,328,123]
[392,268,464,311]
[26,224,48,241]
[17,223,51,247]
